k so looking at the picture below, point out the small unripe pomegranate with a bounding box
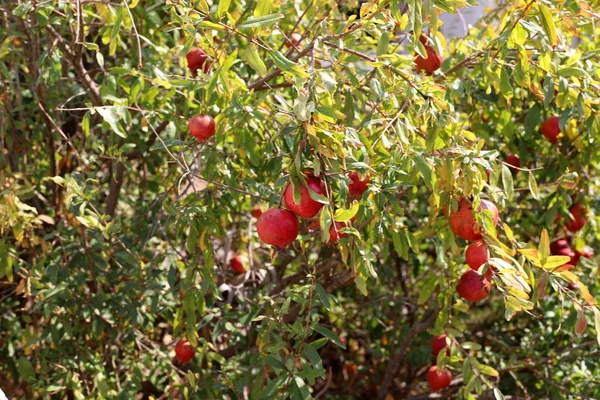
[283,176,326,218]
[449,198,499,241]
[284,33,302,48]
[328,221,348,242]
[540,116,561,144]
[188,115,216,141]
[415,35,443,75]
[465,240,489,270]
[186,48,211,76]
[348,172,370,198]
[427,366,452,391]
[456,270,492,302]
[251,206,263,219]
[565,204,586,233]
[175,340,195,363]
[230,255,246,273]
[257,208,299,247]
[506,154,520,170]
[432,334,450,357]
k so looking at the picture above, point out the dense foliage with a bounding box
[2,0,600,398]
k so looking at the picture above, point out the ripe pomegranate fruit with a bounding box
[257,208,299,247]
[283,176,326,218]
[230,255,246,273]
[449,198,499,241]
[456,270,491,302]
[432,334,450,357]
[415,35,443,75]
[329,221,348,242]
[285,33,302,48]
[506,154,520,170]
[251,206,263,219]
[465,240,489,270]
[175,340,195,363]
[565,204,586,233]
[348,172,370,198]
[540,115,561,144]
[188,115,216,141]
[550,239,576,266]
[427,366,452,391]
[186,48,211,76]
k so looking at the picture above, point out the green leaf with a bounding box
[269,50,309,79]
[558,67,592,80]
[542,255,571,270]
[96,107,126,138]
[494,388,506,400]
[238,13,284,29]
[594,308,600,346]
[500,67,513,98]
[17,357,36,381]
[315,284,331,311]
[312,325,346,349]
[501,164,514,201]
[244,44,267,76]
[538,4,558,47]
[528,172,539,200]
[316,106,345,120]
[264,355,287,371]
[538,229,550,266]
[461,342,482,351]
[417,275,438,305]
[197,21,226,31]
[477,364,499,377]
[216,0,232,19]
[13,3,33,17]
[334,201,359,222]
[254,0,273,17]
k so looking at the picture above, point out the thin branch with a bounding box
[123,0,143,69]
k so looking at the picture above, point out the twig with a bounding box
[123,0,143,69]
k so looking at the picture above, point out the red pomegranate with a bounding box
[550,239,577,265]
[465,241,489,270]
[540,115,561,144]
[188,115,216,141]
[230,255,246,273]
[251,206,263,219]
[415,36,443,75]
[506,154,520,170]
[432,334,450,357]
[285,33,302,48]
[449,198,499,241]
[565,204,586,233]
[329,221,348,242]
[579,246,594,259]
[348,172,370,198]
[257,208,299,247]
[175,340,195,363]
[283,176,326,218]
[186,48,211,76]
[427,366,452,391]
[456,270,492,302]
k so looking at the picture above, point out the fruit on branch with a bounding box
[188,115,216,141]
[257,208,299,247]
[415,35,443,75]
[230,255,246,273]
[456,270,492,302]
[328,221,349,243]
[506,154,521,171]
[550,239,576,265]
[432,334,450,357]
[348,171,370,198]
[540,115,561,144]
[175,340,195,363]
[251,206,263,219]
[284,33,302,48]
[186,48,211,75]
[283,175,326,218]
[565,204,586,233]
[465,240,490,270]
[427,366,452,391]
[449,198,499,241]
